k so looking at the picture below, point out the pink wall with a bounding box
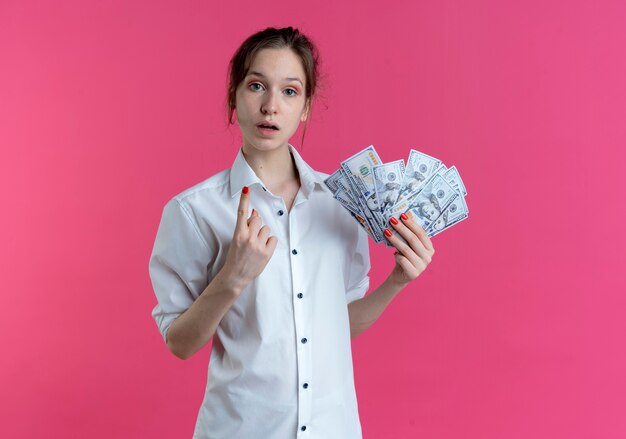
[2,0,625,437]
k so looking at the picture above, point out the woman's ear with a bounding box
[300,100,311,122]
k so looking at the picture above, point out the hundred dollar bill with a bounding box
[443,165,467,196]
[340,147,384,218]
[426,193,469,237]
[334,187,363,218]
[324,169,344,195]
[392,174,458,230]
[353,191,385,243]
[340,146,387,241]
[337,170,385,242]
[339,145,382,199]
[337,169,385,243]
[391,162,450,219]
[325,169,380,240]
[325,168,366,218]
[391,165,438,217]
[361,195,389,240]
[393,149,443,212]
[336,169,362,210]
[373,159,405,220]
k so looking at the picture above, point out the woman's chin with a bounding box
[242,139,291,155]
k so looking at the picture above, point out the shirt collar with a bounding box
[229,144,330,198]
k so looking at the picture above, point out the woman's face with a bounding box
[235,48,309,155]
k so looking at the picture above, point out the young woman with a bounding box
[149,26,435,439]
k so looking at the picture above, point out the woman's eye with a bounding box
[249,83,297,96]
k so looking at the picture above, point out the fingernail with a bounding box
[384,229,393,238]
[400,212,409,221]
[390,217,398,225]
[242,186,249,194]
[251,208,255,215]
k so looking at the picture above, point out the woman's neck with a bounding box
[241,144,300,193]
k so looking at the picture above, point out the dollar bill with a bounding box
[324,169,344,195]
[443,165,467,196]
[325,168,369,221]
[373,159,405,220]
[339,145,382,199]
[392,174,458,230]
[339,146,387,241]
[391,167,436,218]
[336,169,363,210]
[353,192,385,243]
[334,188,362,218]
[324,168,384,243]
[326,169,378,241]
[392,149,442,212]
[426,193,469,237]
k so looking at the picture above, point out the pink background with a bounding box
[2,0,625,438]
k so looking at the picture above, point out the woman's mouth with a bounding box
[257,124,280,136]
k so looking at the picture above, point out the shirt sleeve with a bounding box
[148,198,212,344]
[345,223,371,304]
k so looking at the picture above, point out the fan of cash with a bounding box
[325,145,469,245]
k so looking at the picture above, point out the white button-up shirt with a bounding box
[149,144,371,439]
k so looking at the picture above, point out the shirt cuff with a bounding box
[345,275,370,305]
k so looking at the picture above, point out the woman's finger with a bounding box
[388,216,431,262]
[394,252,420,278]
[248,213,263,237]
[266,235,279,254]
[400,212,434,253]
[257,225,271,243]
[384,228,420,266]
[236,186,250,230]
[246,208,258,226]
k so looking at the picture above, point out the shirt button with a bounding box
[301,426,307,431]
[278,209,284,216]
[301,338,307,344]
[303,383,309,389]
[292,249,298,255]
[297,293,303,299]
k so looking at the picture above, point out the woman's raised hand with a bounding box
[219,186,278,293]
[384,213,435,286]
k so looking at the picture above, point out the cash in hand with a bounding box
[325,145,469,246]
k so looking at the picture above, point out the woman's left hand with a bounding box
[384,213,435,286]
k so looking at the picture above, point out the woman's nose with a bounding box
[261,90,278,114]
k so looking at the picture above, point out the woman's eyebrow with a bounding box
[247,71,303,86]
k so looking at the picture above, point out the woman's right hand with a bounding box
[218,186,278,293]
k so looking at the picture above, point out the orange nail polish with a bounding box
[390,217,398,225]
[384,229,393,238]
[400,212,409,221]
[242,186,249,194]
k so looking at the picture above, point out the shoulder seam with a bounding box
[173,198,211,252]
[174,169,231,201]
